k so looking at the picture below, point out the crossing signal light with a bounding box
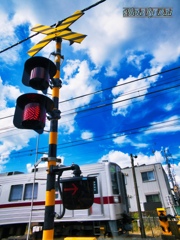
[13,56,57,134]
[157,208,172,235]
[22,56,57,92]
[60,177,95,210]
[13,93,54,134]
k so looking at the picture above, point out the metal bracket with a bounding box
[47,109,61,120]
[50,164,82,177]
[51,51,64,60]
[50,78,62,88]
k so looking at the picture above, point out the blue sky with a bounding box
[0,0,180,185]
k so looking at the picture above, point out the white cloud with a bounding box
[59,59,100,133]
[113,135,127,145]
[1,0,179,73]
[126,51,146,70]
[99,150,131,168]
[0,77,22,110]
[151,41,180,66]
[0,78,37,171]
[145,116,180,134]
[172,163,180,187]
[99,150,164,169]
[164,103,174,111]
[81,130,93,141]
[100,149,180,186]
[0,0,180,180]
[75,0,132,72]
[113,135,149,149]
[111,72,150,116]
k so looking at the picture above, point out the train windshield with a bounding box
[110,164,119,194]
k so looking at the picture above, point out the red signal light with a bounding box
[22,102,46,129]
[14,56,57,134]
[13,93,54,134]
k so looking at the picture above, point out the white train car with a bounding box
[0,161,132,238]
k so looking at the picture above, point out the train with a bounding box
[0,161,133,239]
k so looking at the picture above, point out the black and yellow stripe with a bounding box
[31,10,84,35]
[28,10,86,57]
[28,30,86,56]
[42,39,62,240]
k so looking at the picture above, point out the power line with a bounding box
[60,76,180,116]
[59,66,180,104]
[0,79,179,137]
[0,0,106,54]
[0,81,179,134]
[1,67,180,121]
[1,117,179,160]
[60,83,180,117]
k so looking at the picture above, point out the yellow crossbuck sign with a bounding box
[28,10,87,57]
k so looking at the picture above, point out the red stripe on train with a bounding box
[0,196,121,208]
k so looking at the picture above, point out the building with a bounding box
[122,163,175,215]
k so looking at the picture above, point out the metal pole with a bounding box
[27,135,39,240]
[130,154,146,238]
[42,38,62,240]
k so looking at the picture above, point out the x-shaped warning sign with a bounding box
[28,10,87,56]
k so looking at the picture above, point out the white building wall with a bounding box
[122,163,173,214]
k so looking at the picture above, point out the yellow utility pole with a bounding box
[42,38,62,240]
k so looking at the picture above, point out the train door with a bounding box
[117,171,129,213]
[88,174,104,216]
[109,164,124,217]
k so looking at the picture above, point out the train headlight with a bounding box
[113,196,119,203]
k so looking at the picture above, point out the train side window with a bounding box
[9,184,23,201]
[110,164,119,194]
[24,183,38,200]
[118,172,126,204]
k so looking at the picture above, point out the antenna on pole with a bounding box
[161,147,180,205]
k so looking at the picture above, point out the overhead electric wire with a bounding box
[1,68,180,122]
[0,69,179,123]
[60,77,180,116]
[59,90,180,128]
[60,117,180,146]
[1,117,180,160]
[0,0,106,54]
[0,78,180,137]
[1,87,179,139]
[0,81,179,135]
[60,83,180,117]
[59,66,180,104]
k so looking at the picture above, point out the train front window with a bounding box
[24,183,38,200]
[9,184,23,201]
[110,164,119,194]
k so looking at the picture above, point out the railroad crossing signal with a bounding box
[60,177,95,210]
[28,10,87,57]
[13,56,56,134]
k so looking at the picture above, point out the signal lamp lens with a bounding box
[29,67,49,90]
[22,102,46,129]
